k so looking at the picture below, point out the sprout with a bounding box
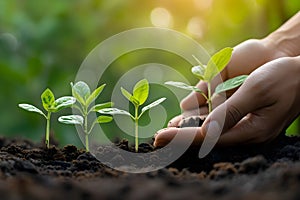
[58,81,112,152]
[99,79,166,152]
[19,88,76,148]
[165,47,248,113]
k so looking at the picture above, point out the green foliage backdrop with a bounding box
[0,0,299,147]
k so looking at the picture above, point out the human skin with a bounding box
[154,11,300,148]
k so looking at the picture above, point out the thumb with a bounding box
[201,83,261,143]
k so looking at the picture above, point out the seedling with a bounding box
[18,88,76,148]
[165,47,248,113]
[99,79,166,152]
[58,81,113,152]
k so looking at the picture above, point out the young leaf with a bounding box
[133,79,149,106]
[215,75,248,95]
[191,65,205,80]
[86,84,106,106]
[121,87,133,102]
[90,102,113,112]
[204,47,233,81]
[71,83,85,106]
[98,108,132,117]
[58,115,84,125]
[140,97,166,117]
[18,104,46,118]
[165,81,205,93]
[41,88,55,111]
[90,115,113,134]
[54,96,76,112]
[72,81,91,101]
[96,115,113,123]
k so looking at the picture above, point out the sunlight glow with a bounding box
[193,0,213,11]
[187,17,205,39]
[150,7,173,28]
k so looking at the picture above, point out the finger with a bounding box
[180,71,227,111]
[168,106,209,128]
[202,79,264,134]
[197,94,256,157]
[216,112,277,147]
[182,106,209,117]
[211,92,226,110]
[180,81,207,110]
[167,115,183,127]
[153,127,204,147]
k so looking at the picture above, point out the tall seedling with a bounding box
[99,79,166,152]
[165,47,248,113]
[58,81,113,152]
[19,88,76,148]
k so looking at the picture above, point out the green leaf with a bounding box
[98,108,132,118]
[140,97,166,117]
[18,104,46,118]
[86,84,106,106]
[133,79,149,106]
[41,88,55,111]
[204,47,233,81]
[121,87,133,101]
[53,96,76,112]
[90,102,113,112]
[71,82,85,106]
[89,115,113,134]
[96,115,113,123]
[72,81,91,101]
[215,75,248,95]
[165,81,208,100]
[58,115,83,125]
[165,81,204,93]
[191,65,205,80]
[121,87,140,106]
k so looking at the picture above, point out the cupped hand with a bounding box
[165,39,285,129]
[154,56,299,148]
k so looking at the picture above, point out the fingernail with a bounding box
[154,128,167,137]
[198,121,222,158]
[205,121,221,139]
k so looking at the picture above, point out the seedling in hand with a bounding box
[18,88,76,148]
[99,79,166,152]
[165,47,248,113]
[58,81,113,152]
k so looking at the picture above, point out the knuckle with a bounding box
[226,104,243,127]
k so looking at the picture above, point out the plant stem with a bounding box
[134,105,139,152]
[207,82,212,113]
[84,108,89,152]
[85,133,89,152]
[45,112,51,148]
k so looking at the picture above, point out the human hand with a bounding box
[166,38,286,129]
[154,56,300,148]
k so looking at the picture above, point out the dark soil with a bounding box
[0,130,300,200]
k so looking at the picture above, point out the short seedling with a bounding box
[99,79,166,152]
[58,81,113,152]
[18,88,76,148]
[165,47,248,113]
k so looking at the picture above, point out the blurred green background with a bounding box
[0,0,299,148]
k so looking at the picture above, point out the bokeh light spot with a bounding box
[150,7,173,28]
[187,17,205,39]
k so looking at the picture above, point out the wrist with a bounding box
[263,11,300,58]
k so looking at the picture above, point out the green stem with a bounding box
[84,108,89,152]
[45,112,51,148]
[207,82,212,113]
[85,133,89,152]
[135,105,139,152]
